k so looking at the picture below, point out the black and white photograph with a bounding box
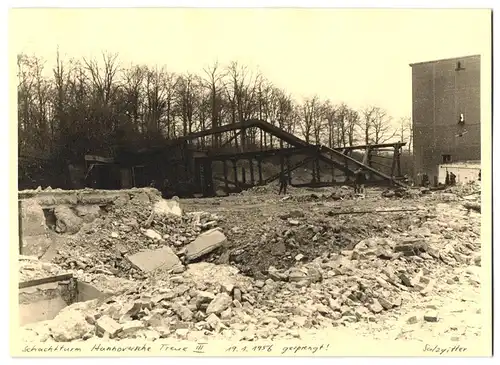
[9,4,493,357]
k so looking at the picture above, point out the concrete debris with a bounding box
[184,228,227,261]
[407,315,419,324]
[126,246,182,273]
[74,204,101,223]
[54,205,84,234]
[95,315,122,338]
[143,229,163,241]
[49,310,93,342]
[424,311,439,323]
[206,293,233,315]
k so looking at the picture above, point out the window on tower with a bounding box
[458,113,465,124]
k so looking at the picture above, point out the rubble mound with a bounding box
[51,198,222,280]
[211,207,426,278]
[19,185,482,343]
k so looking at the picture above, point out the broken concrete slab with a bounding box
[184,228,227,261]
[96,315,122,338]
[19,199,48,237]
[126,246,181,273]
[424,311,439,322]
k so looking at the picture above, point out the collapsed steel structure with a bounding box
[113,119,407,197]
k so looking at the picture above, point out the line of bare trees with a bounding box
[17,51,412,162]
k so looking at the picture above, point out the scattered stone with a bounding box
[378,297,393,310]
[394,239,428,256]
[369,299,384,314]
[184,228,227,261]
[424,311,439,323]
[407,315,419,324]
[399,273,413,287]
[143,229,163,241]
[172,303,194,321]
[49,311,93,342]
[233,288,242,302]
[54,205,84,234]
[122,321,145,334]
[206,293,232,315]
[96,315,122,338]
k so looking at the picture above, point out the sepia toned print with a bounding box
[11,7,492,357]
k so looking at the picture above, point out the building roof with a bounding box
[439,160,481,168]
[409,54,481,67]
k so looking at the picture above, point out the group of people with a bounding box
[277,168,367,196]
[445,170,457,186]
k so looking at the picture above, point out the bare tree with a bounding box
[203,61,225,146]
[360,106,376,145]
[397,116,413,152]
[346,107,360,146]
[371,107,396,144]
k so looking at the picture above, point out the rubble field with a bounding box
[18,182,484,344]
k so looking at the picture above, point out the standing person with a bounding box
[358,169,366,194]
[353,170,359,194]
[445,170,450,186]
[353,168,366,194]
[450,172,457,185]
[422,173,429,187]
[278,172,288,195]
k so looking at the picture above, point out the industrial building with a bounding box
[410,54,481,185]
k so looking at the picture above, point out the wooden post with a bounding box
[286,156,292,184]
[390,148,397,178]
[396,145,402,177]
[223,160,229,190]
[258,158,263,184]
[316,160,321,182]
[312,159,317,183]
[232,159,238,186]
[249,159,255,184]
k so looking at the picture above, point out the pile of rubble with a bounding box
[19,183,482,343]
[381,187,423,199]
[52,196,225,280]
[21,209,481,343]
[238,184,296,196]
[215,206,428,277]
[283,187,354,202]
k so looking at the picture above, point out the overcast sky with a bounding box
[9,8,491,123]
